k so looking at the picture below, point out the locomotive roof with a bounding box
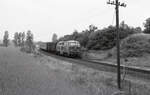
[66,40,79,43]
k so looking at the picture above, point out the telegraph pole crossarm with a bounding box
[107,0,126,89]
[107,0,126,7]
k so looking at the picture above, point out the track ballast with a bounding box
[40,49,150,80]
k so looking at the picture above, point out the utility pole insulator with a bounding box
[107,0,126,89]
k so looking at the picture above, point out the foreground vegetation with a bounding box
[39,54,150,95]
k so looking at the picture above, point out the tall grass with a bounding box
[116,33,150,57]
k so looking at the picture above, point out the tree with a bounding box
[21,32,25,46]
[18,32,22,46]
[143,18,150,33]
[52,33,57,42]
[120,21,129,29]
[72,30,79,40]
[13,32,26,47]
[26,30,34,53]
[135,27,142,33]
[3,31,9,47]
[89,24,98,33]
[14,32,19,46]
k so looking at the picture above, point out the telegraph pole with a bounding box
[107,0,126,89]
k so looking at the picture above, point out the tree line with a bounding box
[13,30,34,53]
[2,30,34,53]
[58,17,150,50]
[2,17,150,51]
[3,31,9,47]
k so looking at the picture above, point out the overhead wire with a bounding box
[75,7,114,26]
[111,9,116,25]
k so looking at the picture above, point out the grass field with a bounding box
[0,45,150,95]
[38,51,150,95]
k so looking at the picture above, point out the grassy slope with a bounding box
[85,50,150,68]
[84,33,150,69]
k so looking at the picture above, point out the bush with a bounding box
[87,26,137,50]
[59,25,140,50]
[120,33,150,57]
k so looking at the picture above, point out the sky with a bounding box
[0,0,150,42]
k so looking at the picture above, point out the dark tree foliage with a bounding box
[21,32,25,46]
[88,24,98,33]
[13,32,19,46]
[72,30,79,40]
[18,32,22,46]
[59,23,141,50]
[3,31,9,47]
[88,25,139,50]
[76,30,91,47]
[26,30,34,53]
[13,32,25,47]
[52,33,58,42]
[143,18,150,34]
[59,26,95,48]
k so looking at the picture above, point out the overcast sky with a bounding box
[0,0,149,42]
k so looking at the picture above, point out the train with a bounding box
[40,40,81,57]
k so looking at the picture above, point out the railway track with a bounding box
[40,49,150,80]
